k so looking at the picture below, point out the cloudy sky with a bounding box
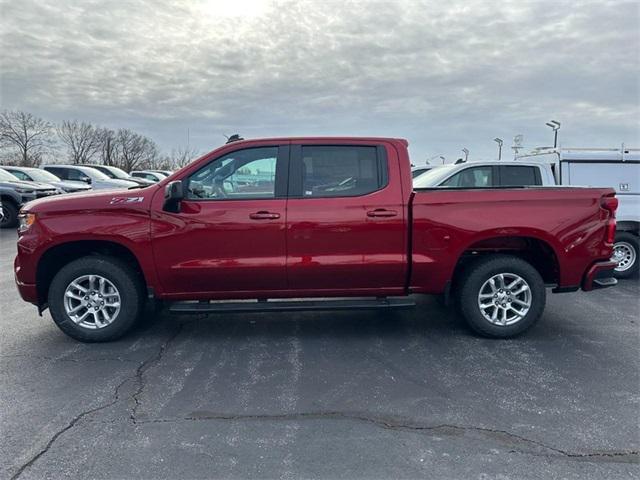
[1,0,638,163]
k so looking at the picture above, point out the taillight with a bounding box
[605,219,616,245]
[601,195,618,245]
[601,196,619,214]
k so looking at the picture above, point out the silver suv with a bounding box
[42,165,138,190]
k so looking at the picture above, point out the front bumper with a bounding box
[14,256,38,304]
[582,260,618,291]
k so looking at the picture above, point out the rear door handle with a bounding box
[367,209,398,218]
[249,211,281,220]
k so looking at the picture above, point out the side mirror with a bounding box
[83,176,92,184]
[163,180,183,212]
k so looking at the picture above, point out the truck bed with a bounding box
[410,186,616,293]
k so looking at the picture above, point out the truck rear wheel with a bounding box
[48,256,144,342]
[457,255,546,338]
[611,232,639,279]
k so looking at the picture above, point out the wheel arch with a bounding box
[616,221,639,235]
[450,235,561,293]
[36,240,148,306]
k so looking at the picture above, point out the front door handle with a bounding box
[367,209,398,218]
[249,211,281,220]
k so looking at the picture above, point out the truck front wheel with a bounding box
[457,255,546,338]
[611,232,639,279]
[48,256,144,342]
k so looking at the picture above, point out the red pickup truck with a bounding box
[14,137,618,342]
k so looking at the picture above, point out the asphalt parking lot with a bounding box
[1,228,639,480]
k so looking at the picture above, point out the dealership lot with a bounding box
[1,228,638,479]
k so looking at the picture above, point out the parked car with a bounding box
[42,165,138,190]
[15,137,618,342]
[148,169,173,177]
[0,168,60,228]
[81,164,155,187]
[2,166,92,193]
[130,170,167,183]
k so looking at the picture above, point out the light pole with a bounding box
[545,120,561,148]
[493,138,503,160]
[512,134,524,159]
[439,155,446,165]
[462,148,469,162]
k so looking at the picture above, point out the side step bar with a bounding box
[168,297,416,314]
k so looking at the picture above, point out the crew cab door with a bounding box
[285,142,407,293]
[151,145,289,296]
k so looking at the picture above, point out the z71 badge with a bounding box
[109,196,144,205]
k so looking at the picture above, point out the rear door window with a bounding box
[292,145,386,198]
[500,166,541,186]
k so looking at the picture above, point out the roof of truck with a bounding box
[222,136,410,146]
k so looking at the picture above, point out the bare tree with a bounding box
[114,128,159,171]
[152,154,173,170]
[57,120,101,164]
[0,110,55,166]
[168,146,200,169]
[96,128,118,166]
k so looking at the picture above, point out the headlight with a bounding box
[18,212,36,233]
[15,188,35,194]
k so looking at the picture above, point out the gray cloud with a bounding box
[1,0,638,162]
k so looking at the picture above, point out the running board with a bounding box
[168,297,415,314]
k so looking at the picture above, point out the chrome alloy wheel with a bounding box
[612,241,636,273]
[478,273,532,326]
[63,275,121,329]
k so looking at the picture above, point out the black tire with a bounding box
[457,255,546,338]
[0,201,18,229]
[612,231,639,279]
[48,255,144,342]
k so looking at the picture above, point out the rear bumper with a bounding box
[582,260,618,291]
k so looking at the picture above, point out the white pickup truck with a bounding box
[414,147,640,278]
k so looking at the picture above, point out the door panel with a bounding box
[151,145,288,296]
[285,143,407,292]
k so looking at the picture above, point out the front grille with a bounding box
[36,190,58,198]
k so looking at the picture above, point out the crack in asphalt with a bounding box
[8,323,184,480]
[130,411,639,464]
[129,323,184,423]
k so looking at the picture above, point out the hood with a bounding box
[0,179,57,190]
[98,178,139,187]
[129,177,155,186]
[23,184,159,213]
[55,180,92,190]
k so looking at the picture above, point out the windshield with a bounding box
[101,166,130,179]
[24,169,61,182]
[0,169,20,181]
[413,165,457,187]
[80,167,110,180]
